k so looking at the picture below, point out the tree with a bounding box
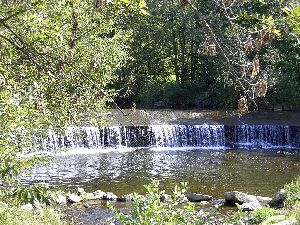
[0,0,146,200]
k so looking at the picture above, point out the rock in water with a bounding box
[224,191,257,204]
[185,192,213,202]
[224,191,271,205]
[77,187,85,195]
[103,192,117,201]
[93,190,105,200]
[66,194,82,203]
[269,189,287,208]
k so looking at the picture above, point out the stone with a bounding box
[262,215,286,225]
[21,203,34,210]
[199,201,209,206]
[93,190,105,200]
[212,199,226,206]
[269,189,287,208]
[241,201,262,211]
[184,192,213,202]
[66,194,82,203]
[256,196,272,205]
[224,191,271,205]
[224,191,257,204]
[272,219,298,225]
[160,194,171,202]
[85,192,96,200]
[83,203,91,209]
[77,187,85,195]
[117,194,133,202]
[103,192,117,201]
[55,194,67,204]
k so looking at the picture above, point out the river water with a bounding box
[28,147,300,199]
[23,110,300,224]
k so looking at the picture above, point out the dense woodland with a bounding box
[112,0,300,110]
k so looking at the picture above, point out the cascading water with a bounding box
[42,124,300,152]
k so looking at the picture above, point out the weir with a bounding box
[43,125,300,151]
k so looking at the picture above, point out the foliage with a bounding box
[115,0,300,111]
[108,181,206,225]
[0,0,146,202]
[284,176,300,208]
[0,203,67,225]
[249,206,277,224]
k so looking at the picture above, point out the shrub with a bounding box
[249,206,277,224]
[108,181,206,225]
[284,177,300,208]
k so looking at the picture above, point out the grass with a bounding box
[0,203,68,225]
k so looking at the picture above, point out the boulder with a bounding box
[269,189,287,208]
[103,192,117,201]
[185,192,213,202]
[224,191,257,204]
[160,194,171,202]
[117,194,133,202]
[77,187,85,195]
[66,194,82,203]
[93,190,105,200]
[85,192,96,200]
[224,191,271,205]
[55,194,67,204]
[256,196,272,205]
[241,201,262,211]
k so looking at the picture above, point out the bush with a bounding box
[108,181,206,225]
[284,177,300,208]
[249,206,277,224]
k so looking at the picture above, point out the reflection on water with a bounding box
[25,148,300,198]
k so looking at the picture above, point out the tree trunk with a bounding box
[172,30,180,85]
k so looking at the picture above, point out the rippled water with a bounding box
[26,147,300,198]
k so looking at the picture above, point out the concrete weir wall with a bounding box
[45,125,300,151]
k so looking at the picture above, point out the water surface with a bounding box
[27,148,300,198]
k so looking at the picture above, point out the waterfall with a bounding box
[42,124,300,152]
